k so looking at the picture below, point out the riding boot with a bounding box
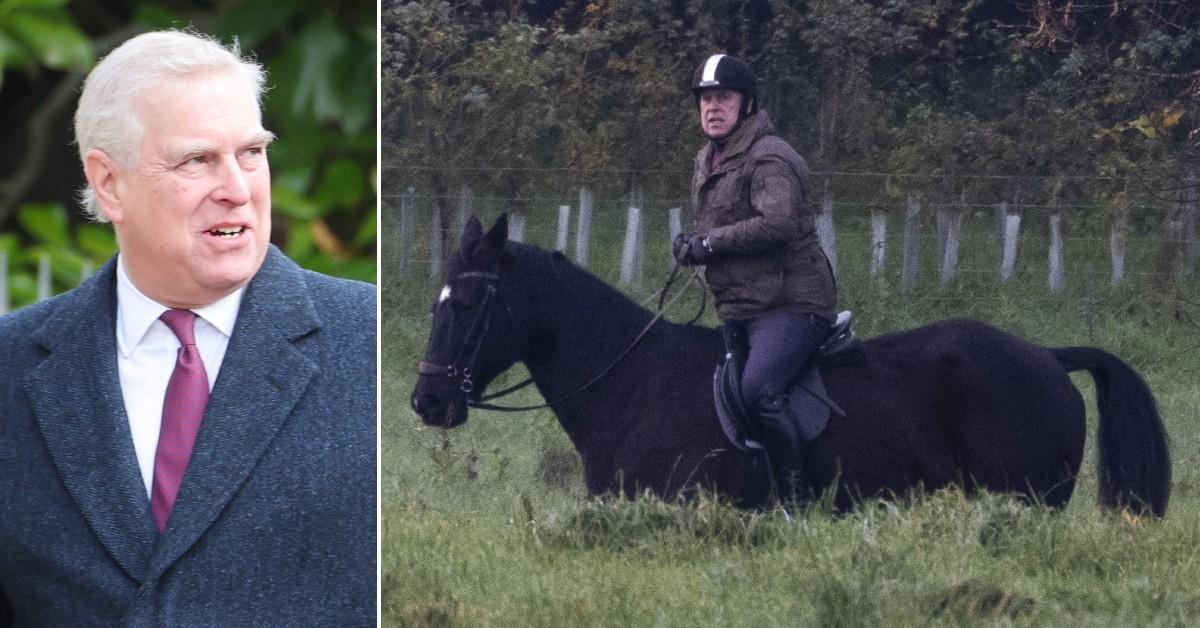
[752,386,807,510]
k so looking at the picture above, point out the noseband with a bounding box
[416,271,501,395]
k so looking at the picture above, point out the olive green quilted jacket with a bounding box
[690,110,837,322]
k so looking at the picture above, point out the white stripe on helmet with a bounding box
[699,54,726,87]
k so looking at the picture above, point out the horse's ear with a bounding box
[485,213,509,248]
[460,214,484,251]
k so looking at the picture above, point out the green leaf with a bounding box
[213,0,306,49]
[0,0,69,11]
[353,207,377,247]
[272,186,320,220]
[4,11,92,70]
[75,224,117,260]
[0,232,17,254]
[17,203,69,247]
[131,5,186,30]
[285,218,316,260]
[290,16,348,123]
[315,158,365,208]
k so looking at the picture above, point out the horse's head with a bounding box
[411,213,525,428]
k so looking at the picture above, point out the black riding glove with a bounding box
[673,231,715,266]
[684,233,713,265]
[672,232,691,264]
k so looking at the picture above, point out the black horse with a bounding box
[411,214,1171,516]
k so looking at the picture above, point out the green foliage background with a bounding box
[0,0,377,310]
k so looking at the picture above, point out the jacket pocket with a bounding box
[707,252,784,310]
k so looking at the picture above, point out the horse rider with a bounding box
[673,53,838,505]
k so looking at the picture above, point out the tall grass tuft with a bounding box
[536,491,783,552]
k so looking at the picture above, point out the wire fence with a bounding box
[382,179,1200,296]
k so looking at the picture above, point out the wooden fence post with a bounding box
[901,196,922,294]
[555,205,571,252]
[620,206,642,288]
[869,211,887,277]
[1000,212,1021,282]
[399,187,415,273]
[817,197,837,276]
[575,188,594,268]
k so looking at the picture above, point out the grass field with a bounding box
[381,205,1200,626]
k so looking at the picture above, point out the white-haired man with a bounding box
[0,30,375,626]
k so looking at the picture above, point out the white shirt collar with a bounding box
[115,253,245,357]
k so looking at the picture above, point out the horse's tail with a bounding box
[1052,347,1170,517]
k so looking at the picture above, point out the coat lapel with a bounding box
[146,247,320,577]
[25,258,158,583]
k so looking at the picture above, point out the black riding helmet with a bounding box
[691,53,757,118]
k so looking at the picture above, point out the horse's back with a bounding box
[814,318,1087,508]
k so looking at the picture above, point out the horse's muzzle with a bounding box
[410,384,469,428]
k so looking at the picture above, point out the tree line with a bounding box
[382,0,1200,253]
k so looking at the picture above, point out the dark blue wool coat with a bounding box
[0,245,376,627]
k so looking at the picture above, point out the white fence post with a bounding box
[939,210,963,288]
[0,250,8,315]
[901,196,922,294]
[555,205,571,252]
[509,212,526,243]
[935,206,949,269]
[620,206,642,288]
[668,207,683,264]
[400,187,415,273]
[1000,213,1021,282]
[575,188,594,268]
[1186,170,1198,279]
[817,197,837,276]
[869,211,887,277]
[1110,222,1126,287]
[37,253,52,302]
[430,204,445,282]
[1049,212,1065,292]
[456,184,473,239]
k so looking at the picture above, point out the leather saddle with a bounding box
[713,310,863,452]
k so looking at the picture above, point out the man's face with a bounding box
[99,70,274,308]
[699,88,743,140]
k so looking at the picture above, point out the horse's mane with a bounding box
[501,241,656,323]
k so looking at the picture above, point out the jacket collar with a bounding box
[699,110,774,177]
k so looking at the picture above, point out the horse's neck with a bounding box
[518,262,657,431]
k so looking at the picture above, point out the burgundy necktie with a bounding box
[150,309,209,532]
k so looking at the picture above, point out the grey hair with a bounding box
[74,29,267,222]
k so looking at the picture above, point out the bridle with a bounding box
[416,262,706,413]
[416,271,501,396]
